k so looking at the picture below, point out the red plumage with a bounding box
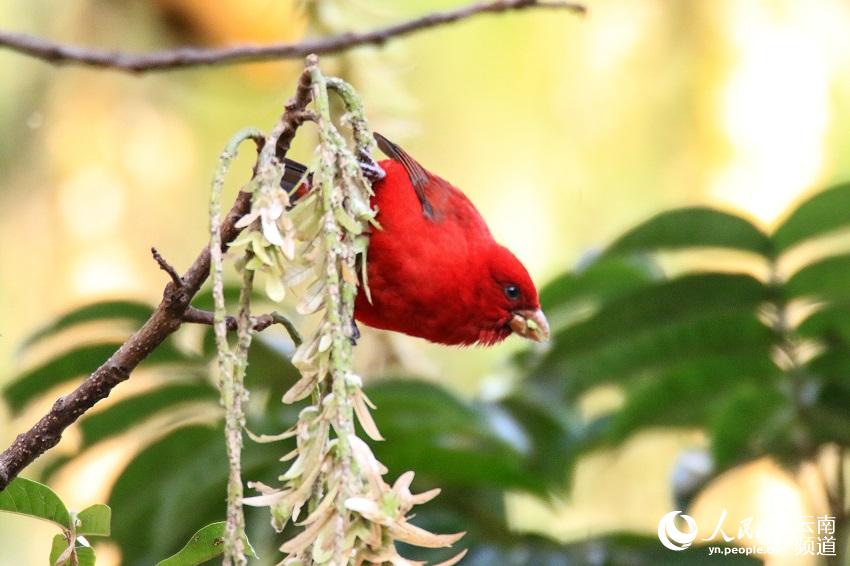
[283,135,548,346]
[352,137,549,346]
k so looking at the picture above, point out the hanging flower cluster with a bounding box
[228,58,465,565]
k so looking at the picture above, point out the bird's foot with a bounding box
[349,319,361,346]
[358,150,386,182]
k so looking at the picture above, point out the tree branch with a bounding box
[182,306,303,345]
[0,0,584,74]
[0,62,316,491]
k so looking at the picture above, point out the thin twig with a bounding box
[182,306,297,336]
[0,0,585,74]
[270,313,303,347]
[0,62,317,492]
[151,247,183,287]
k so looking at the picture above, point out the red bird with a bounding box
[285,134,549,346]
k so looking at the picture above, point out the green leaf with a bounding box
[50,534,96,566]
[109,426,223,564]
[0,477,71,530]
[546,273,769,355]
[786,253,850,303]
[108,424,279,565]
[549,312,776,398]
[534,273,775,398]
[3,341,196,415]
[201,324,303,385]
[772,182,850,253]
[76,503,111,536]
[796,304,850,343]
[243,338,301,393]
[20,300,153,353]
[497,393,578,488]
[156,522,257,566]
[78,382,219,447]
[609,356,778,442]
[409,486,513,549]
[49,534,69,566]
[711,384,793,471]
[366,380,533,491]
[538,256,659,323]
[605,207,773,257]
[810,383,850,446]
[806,348,850,383]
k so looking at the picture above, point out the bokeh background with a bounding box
[3,0,850,564]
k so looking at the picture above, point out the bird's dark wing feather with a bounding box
[374,132,436,219]
[281,158,310,194]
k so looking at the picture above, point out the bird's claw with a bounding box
[349,319,361,346]
[358,151,386,182]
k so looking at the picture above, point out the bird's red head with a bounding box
[473,244,549,345]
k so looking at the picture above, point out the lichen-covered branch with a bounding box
[209,128,266,566]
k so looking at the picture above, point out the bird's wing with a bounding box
[374,132,436,219]
[281,158,309,192]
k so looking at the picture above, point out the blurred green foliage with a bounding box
[26,184,850,563]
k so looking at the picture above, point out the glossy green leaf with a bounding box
[0,477,71,530]
[78,382,219,447]
[3,341,196,415]
[540,311,775,398]
[786,253,850,302]
[20,300,153,353]
[773,183,850,252]
[538,256,659,313]
[609,356,778,442]
[156,521,257,566]
[605,207,773,257]
[547,273,769,355]
[76,503,111,536]
[50,534,96,566]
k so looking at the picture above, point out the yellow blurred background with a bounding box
[2,0,850,564]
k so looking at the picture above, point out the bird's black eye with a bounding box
[504,284,521,301]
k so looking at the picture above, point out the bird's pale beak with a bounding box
[509,309,550,342]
